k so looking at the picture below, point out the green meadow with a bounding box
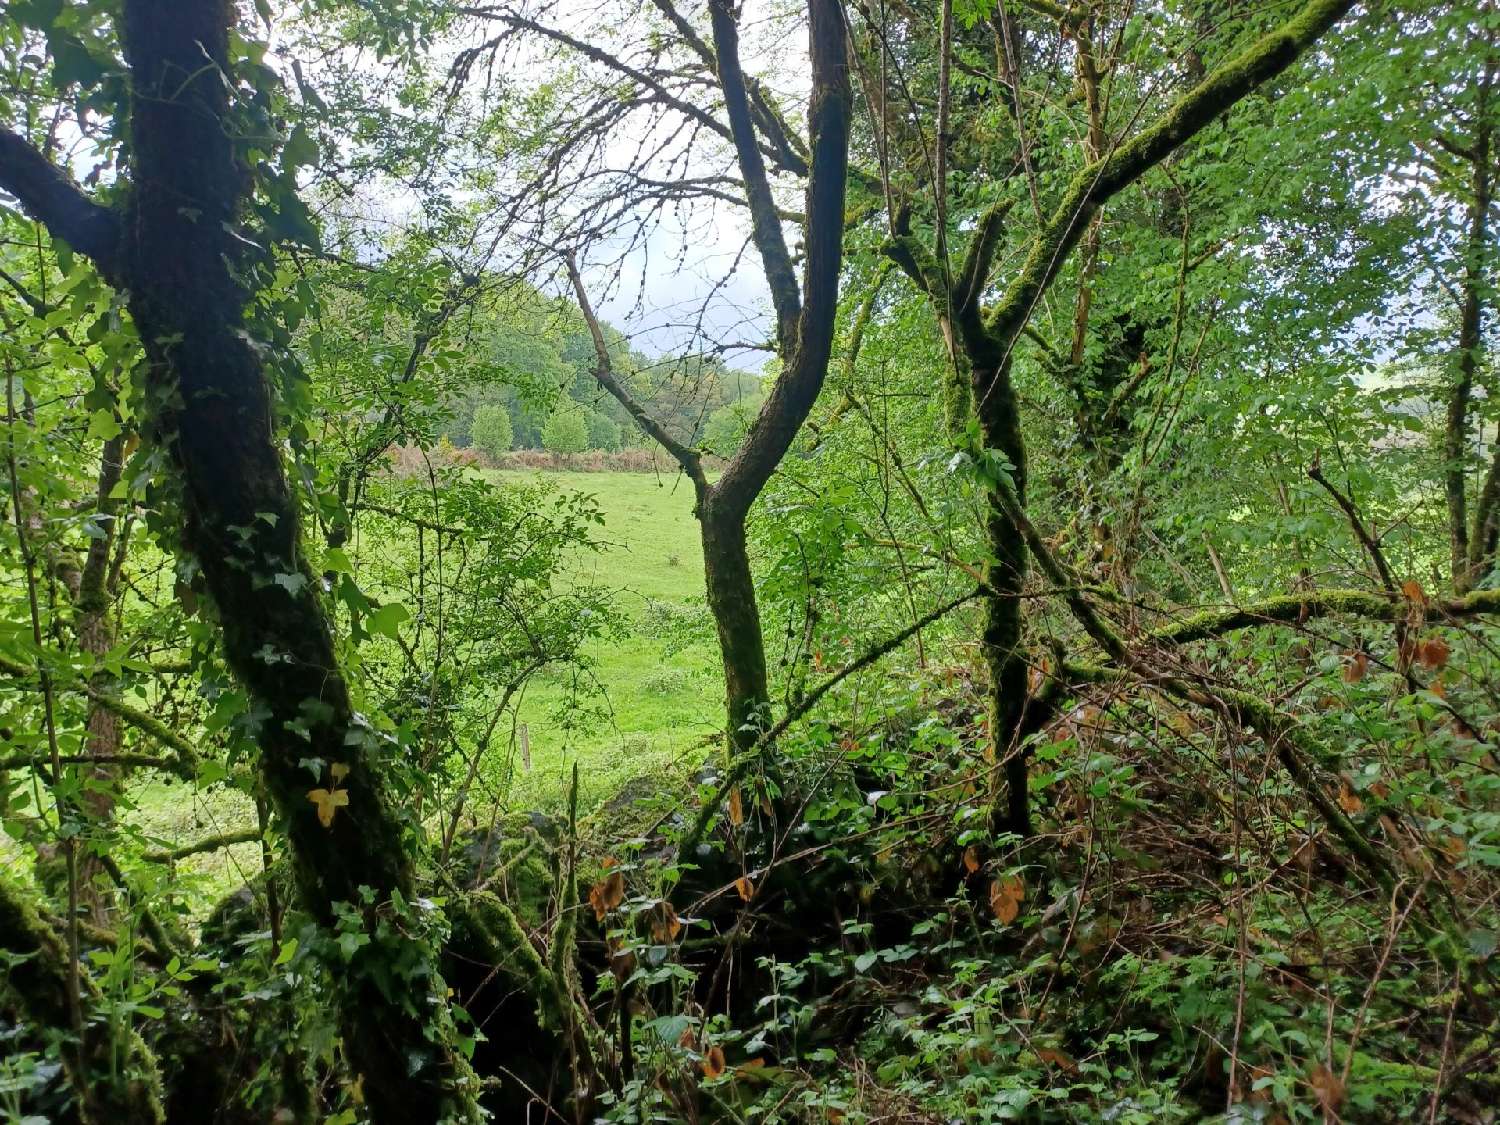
[485,469,721,812]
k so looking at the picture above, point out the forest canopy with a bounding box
[1,0,1499,1123]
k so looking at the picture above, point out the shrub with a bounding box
[586,410,622,451]
[471,403,514,459]
[541,408,589,455]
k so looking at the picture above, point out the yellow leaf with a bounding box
[734,875,755,902]
[727,786,744,827]
[1401,579,1426,605]
[989,875,1024,925]
[330,762,350,784]
[701,1044,726,1080]
[307,787,348,828]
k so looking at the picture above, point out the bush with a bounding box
[541,408,589,455]
[586,410,622,451]
[471,403,514,459]
[701,397,760,456]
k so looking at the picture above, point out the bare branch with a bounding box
[564,254,707,495]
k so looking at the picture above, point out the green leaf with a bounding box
[366,602,410,639]
[87,410,122,441]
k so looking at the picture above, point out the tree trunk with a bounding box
[976,364,1032,838]
[1457,106,1495,589]
[1449,75,1493,591]
[73,432,125,922]
[700,502,771,752]
[115,3,477,1120]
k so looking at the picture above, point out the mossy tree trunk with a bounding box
[0,3,478,1121]
[0,870,163,1123]
[1450,55,1496,591]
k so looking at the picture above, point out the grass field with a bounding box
[489,469,720,812]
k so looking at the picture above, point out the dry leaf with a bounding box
[307,787,348,828]
[1308,1063,1345,1116]
[734,875,755,902]
[1037,1047,1079,1074]
[678,1028,696,1050]
[1336,779,1363,814]
[649,901,682,943]
[606,935,636,985]
[989,876,1024,924]
[727,786,744,827]
[962,845,980,874]
[1246,1064,1275,1104]
[701,1045,726,1080]
[1401,579,1426,604]
[1419,636,1450,670]
[589,869,626,921]
[1430,677,1447,699]
[1343,651,1368,683]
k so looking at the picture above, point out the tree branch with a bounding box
[707,0,802,349]
[983,0,1355,350]
[564,255,707,496]
[1151,587,1500,646]
[0,129,120,278]
[711,0,851,521]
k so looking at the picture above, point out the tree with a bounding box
[0,2,476,1119]
[545,0,850,753]
[542,407,589,455]
[879,0,1356,835]
[701,397,762,457]
[471,402,514,458]
[585,409,621,451]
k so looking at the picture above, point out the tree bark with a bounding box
[73,432,126,922]
[1454,67,1496,589]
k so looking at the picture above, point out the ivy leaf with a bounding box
[307,787,349,827]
